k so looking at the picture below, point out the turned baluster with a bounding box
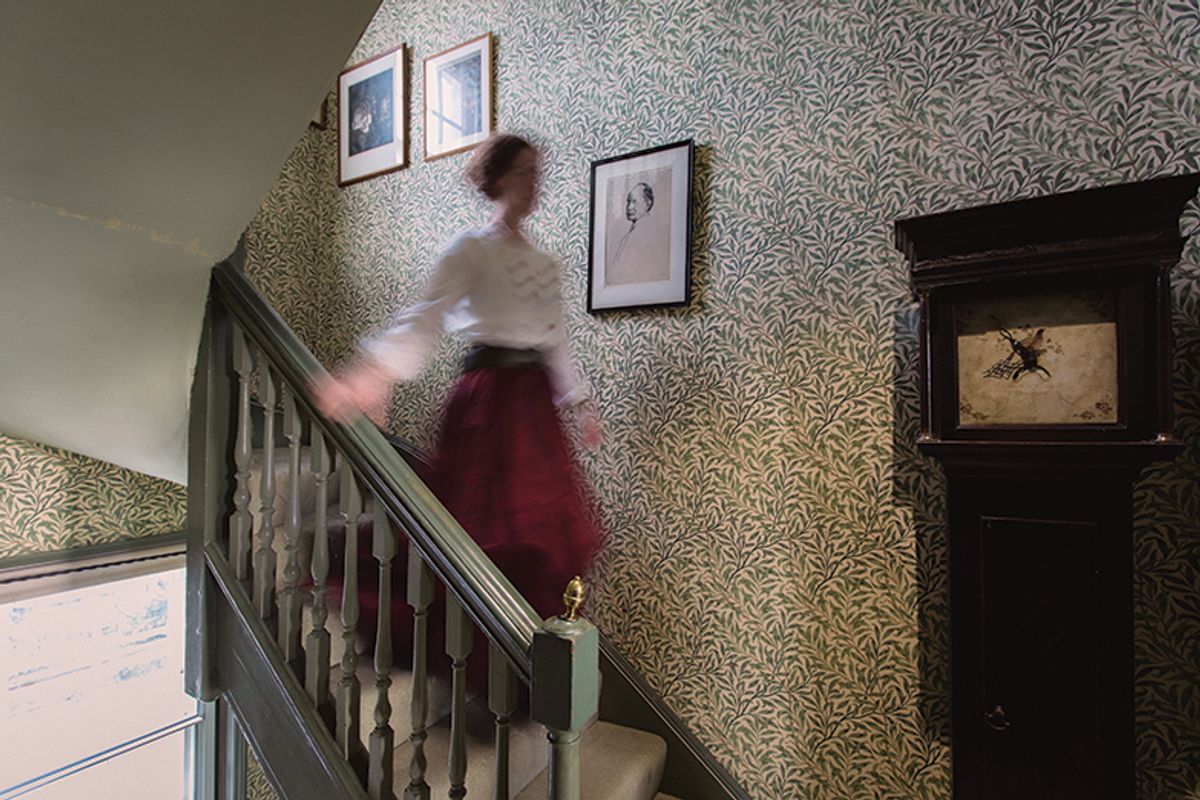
[405,542,433,800]
[446,595,475,800]
[336,463,363,765]
[252,356,277,618]
[228,326,254,578]
[305,429,333,708]
[490,642,518,800]
[277,385,303,662]
[368,509,397,799]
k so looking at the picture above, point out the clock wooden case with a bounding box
[895,173,1199,799]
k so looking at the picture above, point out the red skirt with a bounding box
[429,365,601,617]
[345,365,601,688]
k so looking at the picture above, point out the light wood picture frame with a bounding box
[423,33,494,161]
[338,44,408,186]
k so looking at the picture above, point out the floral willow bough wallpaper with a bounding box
[0,432,186,559]
[244,1,1200,797]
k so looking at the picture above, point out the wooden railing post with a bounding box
[278,385,304,663]
[305,429,333,709]
[405,542,434,800]
[185,293,234,703]
[228,326,254,580]
[368,509,397,800]
[446,595,475,800]
[530,578,599,800]
[336,463,364,768]
[253,356,278,618]
[489,643,518,800]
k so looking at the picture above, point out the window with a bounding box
[0,538,203,799]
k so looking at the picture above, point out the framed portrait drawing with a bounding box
[588,139,694,313]
[338,45,408,186]
[424,34,493,161]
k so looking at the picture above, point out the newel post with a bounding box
[530,577,598,800]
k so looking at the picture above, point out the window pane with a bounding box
[1,565,194,791]
[21,728,189,800]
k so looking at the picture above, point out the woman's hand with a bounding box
[576,400,603,449]
[311,361,392,426]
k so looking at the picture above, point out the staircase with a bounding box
[187,260,748,800]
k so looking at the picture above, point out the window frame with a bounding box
[0,532,212,800]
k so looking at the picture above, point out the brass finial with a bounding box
[561,576,585,622]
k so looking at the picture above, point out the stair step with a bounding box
[330,662,454,745]
[391,693,548,797]
[297,545,668,799]
[515,721,667,800]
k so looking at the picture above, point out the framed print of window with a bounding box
[424,34,493,161]
[588,139,694,312]
[338,44,408,186]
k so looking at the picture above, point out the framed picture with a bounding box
[424,34,493,161]
[338,45,408,186]
[588,139,694,312]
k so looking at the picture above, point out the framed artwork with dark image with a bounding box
[424,34,493,161]
[588,139,694,312]
[338,44,408,186]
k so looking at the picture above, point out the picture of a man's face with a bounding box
[625,183,654,223]
[606,170,671,287]
[347,69,394,157]
[351,102,372,134]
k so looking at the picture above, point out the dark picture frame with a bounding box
[337,44,408,186]
[587,139,694,313]
[423,33,494,162]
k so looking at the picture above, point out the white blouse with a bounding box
[362,226,590,406]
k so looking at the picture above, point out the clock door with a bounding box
[978,517,1101,800]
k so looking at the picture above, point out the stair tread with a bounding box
[297,565,667,799]
[329,661,455,744]
[514,721,667,800]
[391,694,548,798]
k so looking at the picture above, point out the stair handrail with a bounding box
[210,260,543,681]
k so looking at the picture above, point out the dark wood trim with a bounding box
[895,172,1200,270]
[0,530,185,585]
[187,288,234,702]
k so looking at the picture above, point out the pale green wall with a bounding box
[245,1,1200,797]
[0,431,186,559]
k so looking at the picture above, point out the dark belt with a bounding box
[462,345,546,372]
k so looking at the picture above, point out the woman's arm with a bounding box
[313,236,475,423]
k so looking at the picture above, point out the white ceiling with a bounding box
[0,0,379,481]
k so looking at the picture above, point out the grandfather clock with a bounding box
[894,173,1200,799]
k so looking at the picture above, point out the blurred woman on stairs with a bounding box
[314,132,604,685]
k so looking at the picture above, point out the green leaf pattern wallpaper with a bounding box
[244,1,1200,797]
[0,432,186,559]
